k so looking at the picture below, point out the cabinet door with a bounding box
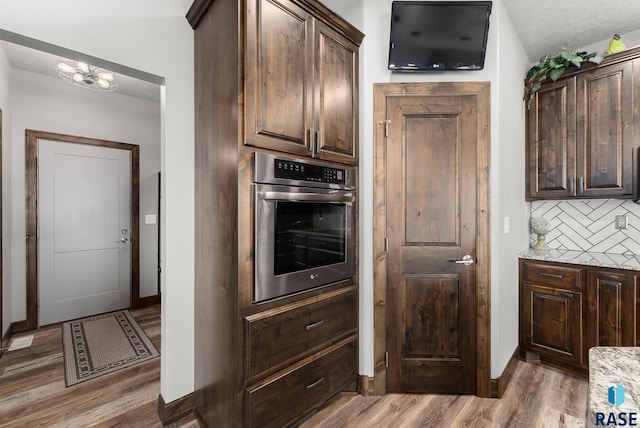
[526,77,577,199]
[586,270,637,349]
[521,283,583,366]
[576,61,635,198]
[245,0,314,156]
[313,21,359,165]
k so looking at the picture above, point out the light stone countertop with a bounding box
[519,249,640,271]
[588,347,640,427]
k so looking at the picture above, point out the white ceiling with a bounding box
[1,41,161,103]
[324,0,640,63]
[3,0,640,98]
[501,0,640,61]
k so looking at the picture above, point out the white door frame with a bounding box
[25,130,141,329]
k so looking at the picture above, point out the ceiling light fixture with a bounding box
[55,59,118,92]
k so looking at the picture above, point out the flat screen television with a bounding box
[388,1,492,71]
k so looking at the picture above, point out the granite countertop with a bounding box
[588,347,640,427]
[519,249,640,271]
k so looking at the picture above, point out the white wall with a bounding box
[9,68,160,320]
[0,43,12,338]
[324,0,529,379]
[0,1,194,403]
[581,29,640,60]
[492,1,530,377]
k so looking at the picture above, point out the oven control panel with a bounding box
[274,159,345,185]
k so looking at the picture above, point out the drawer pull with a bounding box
[305,320,325,331]
[539,272,563,279]
[305,377,325,391]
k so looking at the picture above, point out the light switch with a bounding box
[145,214,157,225]
[503,216,510,234]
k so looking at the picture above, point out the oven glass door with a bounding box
[254,184,355,302]
[275,202,346,275]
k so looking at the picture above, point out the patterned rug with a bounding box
[62,310,159,387]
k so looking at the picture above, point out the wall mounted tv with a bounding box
[388,1,492,71]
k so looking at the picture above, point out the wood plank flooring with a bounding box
[301,361,588,428]
[1,306,588,427]
[0,305,198,428]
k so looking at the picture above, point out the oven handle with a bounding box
[257,191,354,203]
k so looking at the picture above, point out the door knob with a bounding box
[116,237,129,243]
[449,255,474,266]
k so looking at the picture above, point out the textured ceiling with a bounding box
[4,0,640,98]
[501,0,640,61]
[1,41,161,103]
[323,0,640,63]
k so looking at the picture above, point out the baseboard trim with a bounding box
[1,321,29,359]
[134,295,159,308]
[157,392,196,426]
[1,326,11,357]
[491,347,520,398]
[357,375,375,396]
[10,320,28,334]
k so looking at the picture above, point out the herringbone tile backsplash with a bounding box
[530,200,640,254]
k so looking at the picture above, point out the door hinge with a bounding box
[36,227,40,240]
[379,119,391,137]
[385,351,389,367]
[384,238,389,253]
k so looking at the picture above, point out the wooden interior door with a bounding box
[378,83,490,394]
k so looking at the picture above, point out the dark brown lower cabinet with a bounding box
[586,270,637,349]
[243,286,358,427]
[521,283,583,366]
[519,259,640,375]
[245,337,357,428]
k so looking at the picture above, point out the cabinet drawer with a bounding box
[245,288,357,380]
[245,337,357,428]
[521,261,583,291]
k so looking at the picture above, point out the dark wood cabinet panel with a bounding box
[244,0,361,165]
[519,259,640,376]
[526,77,576,199]
[520,261,582,291]
[576,61,634,198]
[526,50,639,200]
[314,21,359,164]
[245,337,357,428]
[245,0,314,157]
[189,0,362,426]
[245,287,357,381]
[586,270,637,349]
[521,283,583,366]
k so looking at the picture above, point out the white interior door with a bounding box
[38,139,131,325]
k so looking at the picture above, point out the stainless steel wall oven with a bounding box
[254,152,356,302]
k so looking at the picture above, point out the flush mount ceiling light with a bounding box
[55,59,118,92]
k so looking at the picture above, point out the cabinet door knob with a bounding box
[568,178,575,194]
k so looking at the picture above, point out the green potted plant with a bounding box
[524,44,599,109]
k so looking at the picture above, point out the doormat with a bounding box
[62,310,159,387]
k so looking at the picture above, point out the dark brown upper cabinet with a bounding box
[244,0,360,165]
[526,49,640,200]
